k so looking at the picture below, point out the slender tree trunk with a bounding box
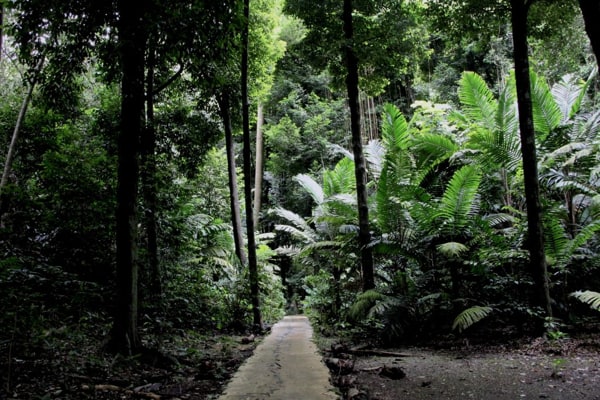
[242,0,262,328]
[510,0,553,320]
[253,102,264,226]
[343,0,375,291]
[218,91,247,267]
[578,0,600,68]
[0,5,3,61]
[141,37,162,301]
[0,57,44,223]
[109,0,146,355]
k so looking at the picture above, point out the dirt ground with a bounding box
[328,339,600,400]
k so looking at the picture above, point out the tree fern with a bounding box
[571,290,600,312]
[452,306,493,332]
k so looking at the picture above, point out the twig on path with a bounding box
[82,383,161,399]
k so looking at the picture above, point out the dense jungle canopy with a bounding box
[2,0,600,397]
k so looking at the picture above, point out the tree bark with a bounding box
[109,0,146,355]
[343,0,375,291]
[218,91,248,267]
[510,0,553,319]
[141,37,162,302]
[578,0,600,68]
[253,102,264,226]
[242,0,262,328]
[0,57,44,223]
[0,5,3,61]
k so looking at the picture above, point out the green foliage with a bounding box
[452,306,493,333]
[434,165,482,235]
[458,71,498,132]
[570,290,600,312]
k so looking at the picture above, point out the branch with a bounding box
[152,63,184,96]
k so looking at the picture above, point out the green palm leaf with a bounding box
[458,71,498,131]
[436,165,482,232]
[551,73,585,123]
[295,174,324,205]
[496,72,518,135]
[452,306,493,332]
[530,69,561,141]
[437,241,469,258]
[570,290,600,312]
[381,103,409,152]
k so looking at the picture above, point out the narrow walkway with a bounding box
[218,315,339,400]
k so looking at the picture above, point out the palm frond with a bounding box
[298,240,342,257]
[452,306,493,332]
[530,69,561,141]
[324,157,356,195]
[551,73,584,123]
[295,174,324,205]
[274,223,316,243]
[271,207,313,232]
[348,289,391,320]
[496,72,518,136]
[412,132,459,170]
[563,220,600,264]
[544,217,569,266]
[436,165,482,231]
[458,71,497,131]
[571,290,600,312]
[381,103,409,152]
[365,139,385,179]
[437,241,469,258]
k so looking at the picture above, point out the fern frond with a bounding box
[452,306,493,332]
[571,290,600,311]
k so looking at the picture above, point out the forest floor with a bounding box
[3,318,600,400]
[0,320,260,400]
[322,335,600,400]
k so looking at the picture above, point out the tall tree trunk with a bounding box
[141,37,162,302]
[343,0,375,291]
[510,0,553,320]
[0,57,44,224]
[109,0,146,355]
[0,4,3,61]
[578,0,600,68]
[218,91,247,267]
[242,0,262,328]
[253,102,264,226]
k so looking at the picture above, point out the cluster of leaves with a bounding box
[270,67,600,344]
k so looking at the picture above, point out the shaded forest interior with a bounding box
[2,0,600,398]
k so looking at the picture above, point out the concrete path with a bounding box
[218,315,339,400]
